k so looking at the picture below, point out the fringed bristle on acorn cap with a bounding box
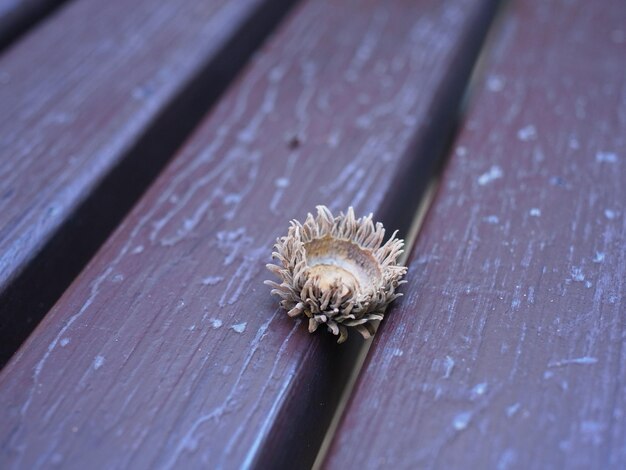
[264,205,407,343]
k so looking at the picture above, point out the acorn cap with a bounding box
[265,205,407,343]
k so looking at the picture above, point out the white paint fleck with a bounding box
[549,176,566,187]
[478,165,503,185]
[581,421,605,445]
[209,318,223,329]
[548,356,598,367]
[231,322,247,334]
[268,64,286,82]
[274,177,289,188]
[529,208,541,217]
[486,75,505,92]
[131,245,144,254]
[93,355,105,370]
[483,215,499,224]
[506,403,521,417]
[498,449,517,470]
[443,355,455,379]
[471,382,488,398]
[517,125,537,141]
[327,130,341,148]
[60,338,70,347]
[585,280,593,289]
[201,276,224,286]
[391,348,404,357]
[112,274,124,283]
[216,228,252,266]
[453,411,472,431]
[593,251,605,263]
[604,209,616,220]
[596,151,618,163]
[131,85,154,101]
[570,267,585,282]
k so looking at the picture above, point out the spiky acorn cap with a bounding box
[264,206,407,343]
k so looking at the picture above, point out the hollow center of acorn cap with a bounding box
[304,237,381,294]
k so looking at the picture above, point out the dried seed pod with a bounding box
[265,205,407,343]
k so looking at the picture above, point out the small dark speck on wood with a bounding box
[286,132,302,150]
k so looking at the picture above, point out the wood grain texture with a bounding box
[0,0,298,364]
[0,0,498,467]
[0,0,67,51]
[324,1,626,468]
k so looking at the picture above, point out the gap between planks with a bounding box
[310,6,510,459]
[0,0,300,367]
[0,0,69,53]
[322,0,626,466]
[312,179,438,470]
[0,1,502,466]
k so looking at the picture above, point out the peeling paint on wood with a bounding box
[0,0,498,467]
[0,0,299,362]
[325,0,626,468]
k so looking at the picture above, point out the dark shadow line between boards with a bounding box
[0,0,302,367]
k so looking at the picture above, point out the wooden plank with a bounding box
[324,0,626,468]
[0,0,498,467]
[0,0,66,52]
[0,0,298,364]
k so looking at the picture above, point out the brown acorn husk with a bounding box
[264,205,407,343]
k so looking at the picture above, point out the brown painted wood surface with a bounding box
[0,0,498,467]
[0,0,67,51]
[324,0,626,468]
[0,0,298,363]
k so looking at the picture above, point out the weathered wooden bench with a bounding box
[0,0,623,468]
